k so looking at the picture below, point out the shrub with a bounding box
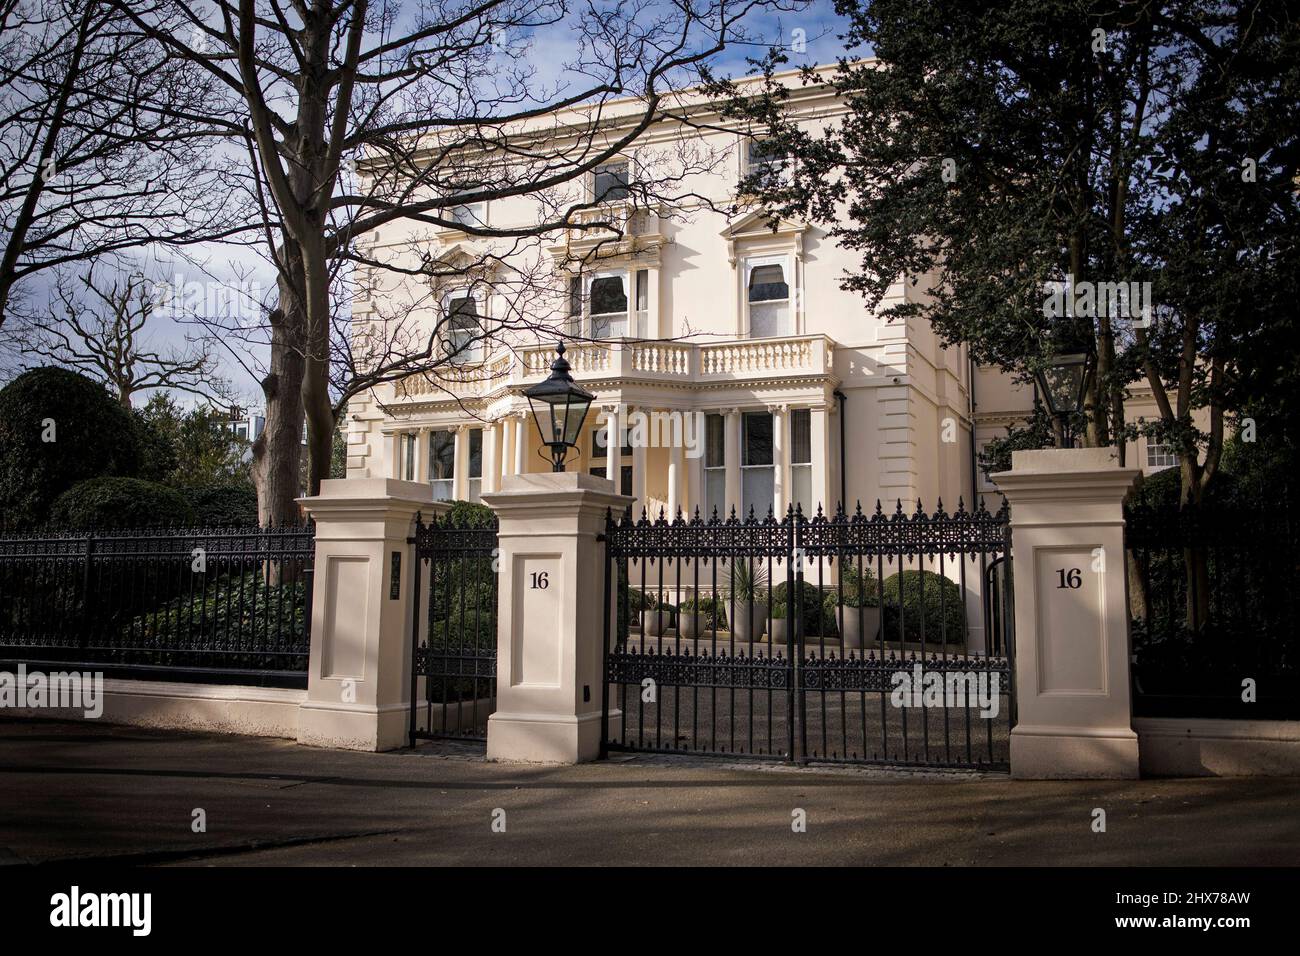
[49,476,195,529]
[0,368,141,528]
[190,484,259,526]
[830,563,881,608]
[770,579,831,636]
[443,499,495,527]
[678,595,727,630]
[879,570,966,647]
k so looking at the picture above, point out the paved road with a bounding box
[0,719,1297,866]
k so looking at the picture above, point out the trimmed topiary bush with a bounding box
[770,578,831,636]
[0,368,141,528]
[880,570,966,647]
[443,499,495,527]
[190,484,259,527]
[49,476,195,529]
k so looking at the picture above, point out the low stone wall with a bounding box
[2,678,305,739]
[1136,717,1300,777]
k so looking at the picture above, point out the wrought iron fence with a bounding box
[408,510,499,743]
[1126,502,1300,719]
[602,500,1014,770]
[0,525,315,686]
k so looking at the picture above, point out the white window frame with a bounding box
[1146,438,1179,471]
[704,413,726,518]
[743,254,793,339]
[586,270,629,340]
[740,410,775,517]
[428,428,456,501]
[446,185,487,228]
[442,289,486,365]
[744,137,789,188]
[591,159,631,203]
[790,408,812,514]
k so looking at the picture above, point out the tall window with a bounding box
[1146,438,1178,471]
[790,409,812,514]
[741,411,774,516]
[467,428,483,502]
[746,138,788,187]
[568,275,582,336]
[401,432,417,481]
[445,292,483,364]
[705,413,725,517]
[634,269,649,337]
[746,257,791,338]
[588,273,628,339]
[593,160,630,202]
[429,429,455,500]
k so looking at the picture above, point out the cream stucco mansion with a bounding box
[343,68,1180,515]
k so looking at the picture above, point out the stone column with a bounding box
[993,448,1141,779]
[724,407,741,515]
[415,428,430,483]
[453,425,470,500]
[483,472,632,763]
[500,418,514,480]
[630,405,647,512]
[296,479,445,751]
[482,421,500,495]
[668,440,682,518]
[384,432,400,479]
[514,413,528,475]
[810,404,830,514]
[603,404,622,487]
[770,404,786,515]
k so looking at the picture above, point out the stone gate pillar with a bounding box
[296,478,441,751]
[483,472,631,763]
[993,448,1141,778]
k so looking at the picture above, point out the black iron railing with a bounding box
[1126,502,1299,719]
[602,500,1014,770]
[0,525,315,687]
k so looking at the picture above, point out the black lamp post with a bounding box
[524,342,595,472]
[1035,351,1094,447]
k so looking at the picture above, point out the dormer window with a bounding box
[444,292,484,363]
[745,257,791,337]
[593,160,630,202]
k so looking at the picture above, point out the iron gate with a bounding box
[408,510,499,744]
[601,500,1015,770]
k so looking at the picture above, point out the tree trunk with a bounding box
[1179,460,1210,631]
[252,268,306,528]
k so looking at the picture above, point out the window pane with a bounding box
[594,161,629,201]
[430,429,455,479]
[791,409,811,464]
[468,429,483,478]
[706,470,725,518]
[402,434,416,481]
[590,426,607,458]
[743,412,773,466]
[431,479,454,501]
[791,464,812,515]
[468,477,482,503]
[748,264,788,302]
[590,276,627,315]
[749,300,789,338]
[621,465,633,497]
[742,466,774,517]
[706,413,725,468]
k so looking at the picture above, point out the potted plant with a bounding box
[678,595,726,640]
[825,565,882,650]
[628,588,672,638]
[728,559,768,642]
[769,599,789,644]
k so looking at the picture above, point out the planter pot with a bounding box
[769,618,788,644]
[836,605,881,649]
[730,601,766,643]
[679,612,713,641]
[641,609,671,637]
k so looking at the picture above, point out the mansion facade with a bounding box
[345,69,1180,517]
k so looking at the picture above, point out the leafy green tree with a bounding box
[709,0,1299,628]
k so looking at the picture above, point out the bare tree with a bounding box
[0,0,242,326]
[110,0,806,525]
[20,264,229,408]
